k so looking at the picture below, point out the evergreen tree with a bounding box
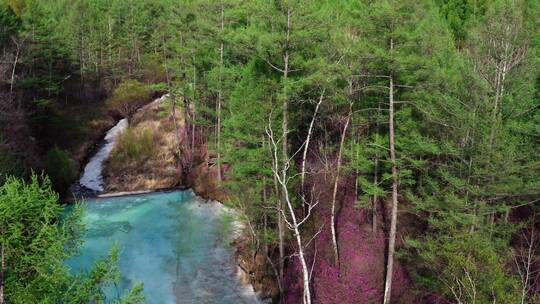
[0,175,144,303]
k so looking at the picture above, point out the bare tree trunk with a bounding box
[301,89,325,190]
[330,102,352,267]
[372,157,379,233]
[281,10,290,192]
[163,42,181,167]
[277,185,285,293]
[262,186,269,260]
[372,104,381,234]
[383,38,398,304]
[277,6,292,292]
[9,38,21,104]
[472,20,527,228]
[268,119,317,304]
[284,185,312,304]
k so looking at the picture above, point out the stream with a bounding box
[66,114,261,303]
[71,118,129,196]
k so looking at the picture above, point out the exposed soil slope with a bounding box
[103,96,182,192]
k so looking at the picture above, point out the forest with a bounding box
[1,0,539,303]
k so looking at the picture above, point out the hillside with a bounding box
[1,1,539,303]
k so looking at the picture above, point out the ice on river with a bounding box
[65,190,261,304]
[79,118,128,192]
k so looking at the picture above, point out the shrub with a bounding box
[0,175,145,303]
[44,146,77,194]
[112,127,155,162]
[105,80,151,117]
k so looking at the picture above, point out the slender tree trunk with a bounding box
[519,222,535,304]
[108,16,113,65]
[285,190,312,304]
[278,160,312,304]
[266,132,284,290]
[372,157,379,233]
[9,39,20,104]
[262,185,269,260]
[330,102,352,267]
[277,185,285,293]
[373,104,381,234]
[383,38,398,304]
[301,89,325,191]
[268,90,319,304]
[277,5,292,292]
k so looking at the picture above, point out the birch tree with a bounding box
[266,110,321,304]
[242,0,328,284]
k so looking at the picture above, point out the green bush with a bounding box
[0,175,145,303]
[113,127,155,162]
[44,146,77,194]
[105,80,151,117]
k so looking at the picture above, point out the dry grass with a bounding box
[104,96,182,192]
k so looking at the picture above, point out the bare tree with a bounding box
[514,218,539,304]
[9,37,22,105]
[329,101,353,267]
[471,7,528,148]
[266,110,320,304]
[300,88,325,191]
[469,0,529,230]
[258,2,293,286]
[372,105,381,234]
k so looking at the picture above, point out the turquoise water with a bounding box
[66,190,259,304]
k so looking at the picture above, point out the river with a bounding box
[66,110,261,304]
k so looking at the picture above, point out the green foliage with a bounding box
[140,54,167,84]
[3,0,540,302]
[436,0,487,43]
[0,3,20,45]
[106,80,151,117]
[0,175,144,303]
[408,231,519,303]
[44,146,77,194]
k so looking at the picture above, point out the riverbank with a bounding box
[98,95,278,302]
[103,95,182,192]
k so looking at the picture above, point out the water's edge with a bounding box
[65,97,265,303]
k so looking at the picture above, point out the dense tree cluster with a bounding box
[1,0,539,303]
